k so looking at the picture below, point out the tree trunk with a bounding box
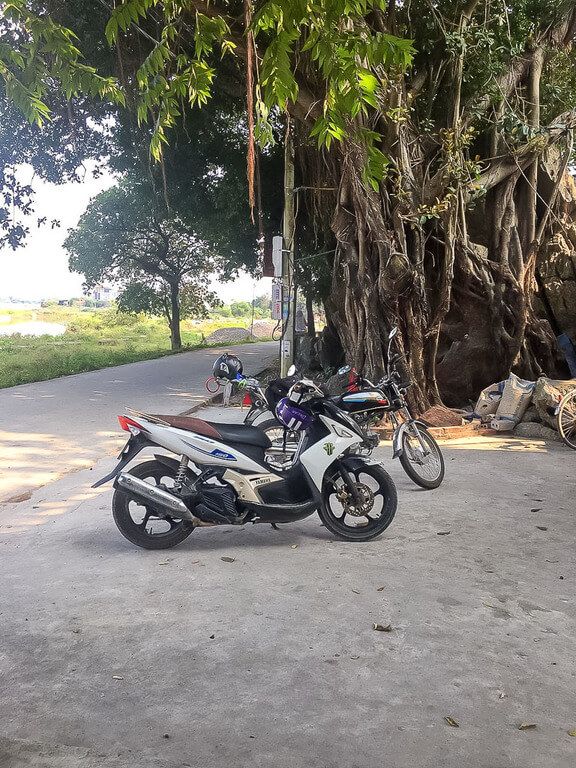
[305,292,316,338]
[169,281,182,351]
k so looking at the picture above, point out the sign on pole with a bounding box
[271,281,282,320]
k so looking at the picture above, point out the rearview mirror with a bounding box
[287,364,296,376]
[388,327,398,341]
[338,364,351,375]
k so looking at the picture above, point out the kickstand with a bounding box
[271,523,280,530]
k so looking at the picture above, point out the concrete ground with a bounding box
[0,341,276,503]
[0,398,575,767]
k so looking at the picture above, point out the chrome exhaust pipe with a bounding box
[114,473,214,526]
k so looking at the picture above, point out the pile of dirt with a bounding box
[419,405,463,427]
[251,320,277,339]
[205,327,256,344]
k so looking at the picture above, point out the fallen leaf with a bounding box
[163,734,170,739]
[444,716,459,728]
[568,730,576,737]
[498,691,506,699]
[536,526,547,531]
[112,675,124,680]
[531,508,542,513]
[373,623,392,632]
[158,560,171,565]
[351,589,360,594]
[209,634,215,639]
[376,586,385,592]
[350,655,360,660]
[437,530,451,536]
[71,628,81,634]
[291,545,298,549]
[518,723,537,731]
[221,556,235,563]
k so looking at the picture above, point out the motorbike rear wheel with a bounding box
[112,460,195,549]
[319,462,397,541]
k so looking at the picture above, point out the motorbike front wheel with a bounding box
[112,460,195,549]
[319,462,397,541]
[399,423,445,489]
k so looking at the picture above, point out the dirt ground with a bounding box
[1,421,575,768]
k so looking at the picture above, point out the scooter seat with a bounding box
[153,414,222,439]
[207,422,272,449]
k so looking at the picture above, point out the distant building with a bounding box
[87,284,114,303]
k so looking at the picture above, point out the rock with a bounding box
[205,327,256,344]
[521,406,541,424]
[419,405,463,427]
[513,422,562,442]
[532,376,576,428]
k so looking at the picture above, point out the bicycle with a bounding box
[556,388,576,449]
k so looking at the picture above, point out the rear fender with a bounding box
[92,432,153,488]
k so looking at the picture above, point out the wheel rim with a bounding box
[558,391,576,449]
[125,470,188,537]
[403,428,442,481]
[325,469,387,531]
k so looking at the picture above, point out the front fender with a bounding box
[392,419,427,459]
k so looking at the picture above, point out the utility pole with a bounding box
[280,118,296,376]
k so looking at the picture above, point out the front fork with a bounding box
[391,408,428,459]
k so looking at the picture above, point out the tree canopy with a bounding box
[65,177,219,348]
[3,1,576,406]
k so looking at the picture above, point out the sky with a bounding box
[0,165,271,304]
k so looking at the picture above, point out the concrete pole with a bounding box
[280,119,296,377]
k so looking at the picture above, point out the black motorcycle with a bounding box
[234,328,445,489]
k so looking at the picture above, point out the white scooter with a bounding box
[94,379,397,548]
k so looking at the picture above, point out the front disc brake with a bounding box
[336,482,374,517]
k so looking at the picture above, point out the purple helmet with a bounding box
[275,397,314,432]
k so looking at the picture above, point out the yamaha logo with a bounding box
[323,442,335,456]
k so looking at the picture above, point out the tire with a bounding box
[399,423,445,489]
[112,460,195,550]
[557,389,576,450]
[257,417,301,470]
[319,461,397,541]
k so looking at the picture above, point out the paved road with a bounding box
[0,427,573,768]
[0,342,276,502]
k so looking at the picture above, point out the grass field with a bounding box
[0,306,265,389]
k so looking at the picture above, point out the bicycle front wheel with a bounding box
[557,390,576,450]
[399,423,445,489]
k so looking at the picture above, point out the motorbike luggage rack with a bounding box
[126,408,171,426]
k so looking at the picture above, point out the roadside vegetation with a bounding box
[0,303,273,389]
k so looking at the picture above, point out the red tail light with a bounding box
[242,393,252,407]
[118,415,142,432]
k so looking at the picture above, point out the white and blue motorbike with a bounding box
[94,379,397,549]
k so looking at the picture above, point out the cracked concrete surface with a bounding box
[0,418,574,767]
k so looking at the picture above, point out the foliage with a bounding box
[230,300,252,317]
[0,305,269,388]
[117,280,219,321]
[65,178,216,286]
[65,176,221,347]
[4,0,576,405]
